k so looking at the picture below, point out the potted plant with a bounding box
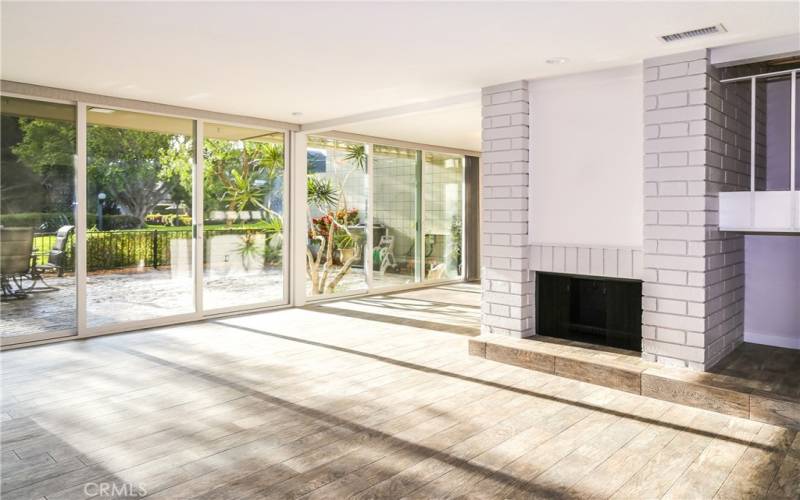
[333,230,361,264]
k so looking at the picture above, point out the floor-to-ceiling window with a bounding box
[306,136,369,297]
[373,144,420,288]
[86,108,196,327]
[305,136,466,298]
[202,123,287,310]
[423,151,464,281]
[1,92,469,345]
[0,97,77,342]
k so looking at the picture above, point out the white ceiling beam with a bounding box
[710,34,800,67]
[300,91,480,134]
[319,130,480,157]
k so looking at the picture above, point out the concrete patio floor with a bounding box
[1,283,797,499]
[0,268,412,338]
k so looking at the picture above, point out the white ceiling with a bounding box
[2,1,798,151]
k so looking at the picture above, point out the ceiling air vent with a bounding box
[660,24,727,43]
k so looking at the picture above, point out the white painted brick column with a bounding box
[642,49,747,371]
[480,80,533,338]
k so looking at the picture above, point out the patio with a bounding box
[0,269,416,339]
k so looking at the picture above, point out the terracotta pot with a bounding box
[340,247,355,263]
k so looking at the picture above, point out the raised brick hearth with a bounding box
[469,335,800,430]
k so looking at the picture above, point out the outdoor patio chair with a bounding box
[33,225,73,278]
[398,234,437,273]
[0,227,34,298]
[427,263,446,280]
[375,235,397,275]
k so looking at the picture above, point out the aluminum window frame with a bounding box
[721,69,798,194]
[0,95,80,347]
[1,89,294,348]
[303,134,470,299]
[1,85,476,349]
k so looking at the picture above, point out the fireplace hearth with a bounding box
[536,272,642,352]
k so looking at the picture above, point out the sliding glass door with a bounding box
[85,108,196,328]
[1,94,466,344]
[306,136,369,297]
[0,97,77,344]
[304,136,465,298]
[372,145,420,288]
[201,123,287,311]
[422,152,464,281]
[2,95,294,343]
[84,113,291,326]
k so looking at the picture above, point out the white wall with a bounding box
[529,65,643,248]
[745,236,800,349]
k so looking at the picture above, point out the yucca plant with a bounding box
[307,176,338,208]
[262,215,283,251]
[235,231,260,271]
[343,144,367,170]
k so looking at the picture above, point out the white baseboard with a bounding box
[744,330,800,350]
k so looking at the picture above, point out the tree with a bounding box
[199,139,284,218]
[12,118,191,226]
[86,127,190,224]
[6,117,76,213]
[305,144,366,295]
[12,119,287,227]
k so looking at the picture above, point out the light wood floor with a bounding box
[1,283,798,499]
[711,343,800,399]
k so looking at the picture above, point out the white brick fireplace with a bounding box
[479,48,774,372]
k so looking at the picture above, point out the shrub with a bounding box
[90,215,142,230]
[154,214,192,227]
[0,212,72,231]
[84,228,191,270]
[145,213,165,225]
[30,227,193,271]
[0,212,141,231]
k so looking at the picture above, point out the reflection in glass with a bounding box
[373,145,419,288]
[306,136,368,296]
[202,123,285,310]
[86,108,195,327]
[0,97,76,339]
[423,152,464,281]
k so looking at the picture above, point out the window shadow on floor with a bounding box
[306,302,480,337]
[203,321,781,452]
[116,344,581,498]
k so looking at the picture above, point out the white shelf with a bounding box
[719,191,800,233]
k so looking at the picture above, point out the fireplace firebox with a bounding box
[536,272,642,352]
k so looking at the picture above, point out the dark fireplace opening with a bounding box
[536,272,642,352]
